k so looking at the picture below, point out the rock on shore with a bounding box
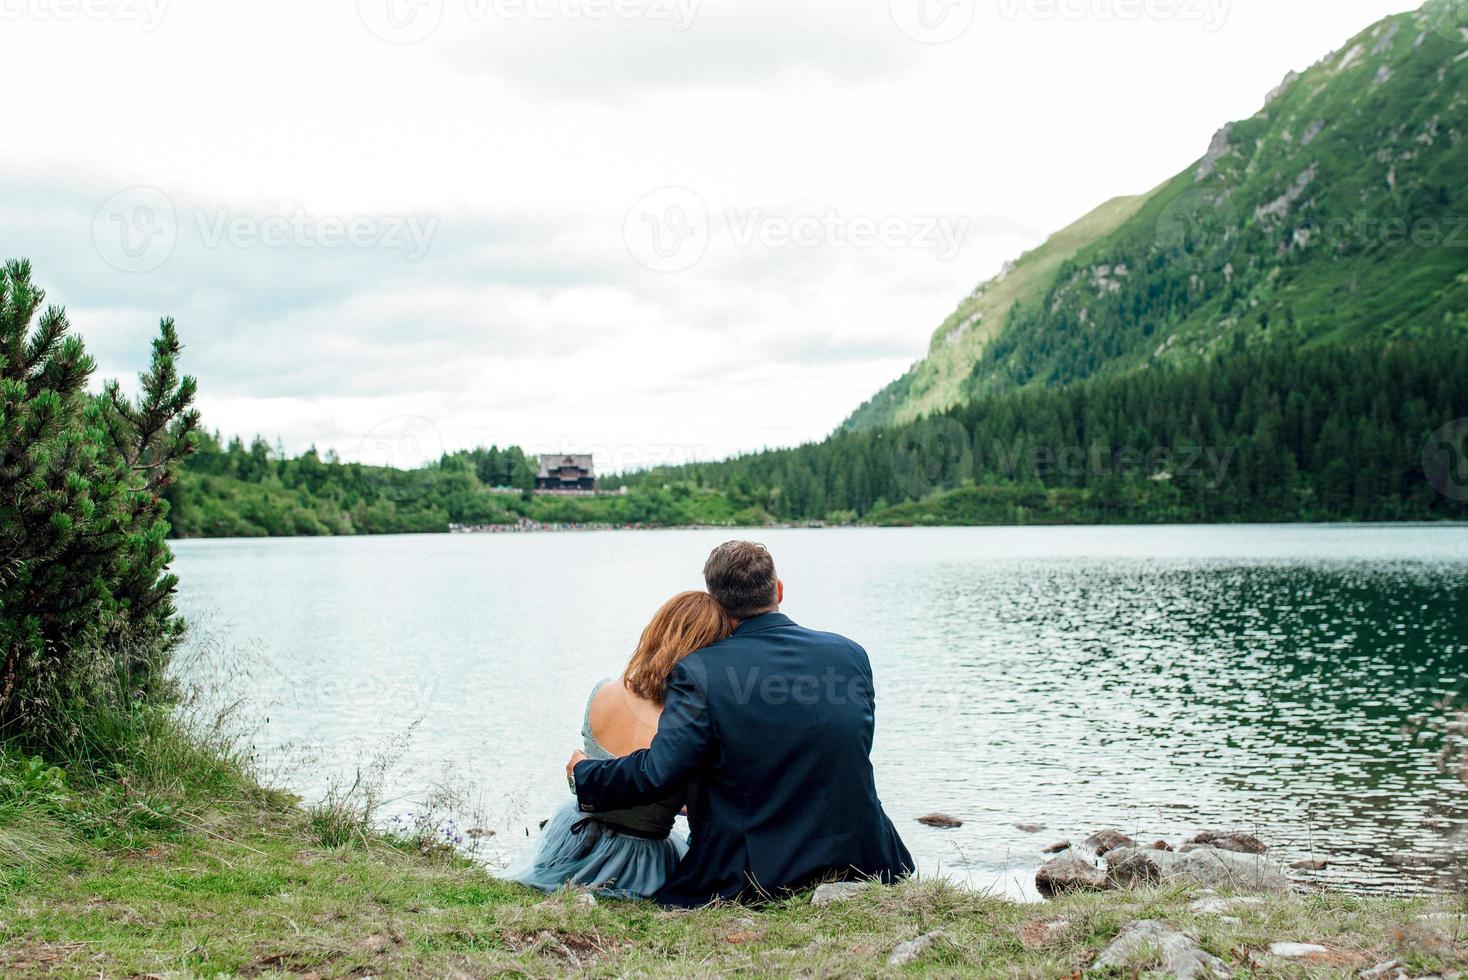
[1033,828,1294,898]
[1035,850,1109,897]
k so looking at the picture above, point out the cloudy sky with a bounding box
[0,0,1421,470]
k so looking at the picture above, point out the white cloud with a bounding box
[0,0,1423,467]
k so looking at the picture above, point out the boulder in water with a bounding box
[917,813,963,829]
[1082,829,1136,855]
[1106,845,1291,892]
[1187,830,1267,855]
[1035,850,1110,897]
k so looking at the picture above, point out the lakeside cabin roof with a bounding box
[537,454,594,479]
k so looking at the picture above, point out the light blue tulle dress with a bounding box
[501,680,688,899]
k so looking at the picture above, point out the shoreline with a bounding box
[168,518,1468,542]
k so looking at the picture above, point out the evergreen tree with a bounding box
[0,260,199,749]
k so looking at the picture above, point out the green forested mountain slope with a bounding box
[843,191,1156,431]
[849,0,1468,423]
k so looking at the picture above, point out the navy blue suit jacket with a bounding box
[572,612,913,907]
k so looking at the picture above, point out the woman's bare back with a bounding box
[587,679,664,757]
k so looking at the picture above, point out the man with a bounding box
[567,540,913,907]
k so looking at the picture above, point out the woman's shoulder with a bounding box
[582,677,615,725]
[587,678,663,748]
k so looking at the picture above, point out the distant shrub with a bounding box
[0,259,199,756]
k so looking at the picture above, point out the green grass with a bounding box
[2,763,1465,977]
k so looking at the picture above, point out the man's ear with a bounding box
[776,579,784,606]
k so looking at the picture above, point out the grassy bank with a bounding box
[3,750,1465,978]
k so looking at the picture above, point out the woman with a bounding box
[502,591,731,899]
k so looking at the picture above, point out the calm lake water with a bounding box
[172,525,1468,899]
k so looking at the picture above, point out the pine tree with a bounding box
[0,259,199,750]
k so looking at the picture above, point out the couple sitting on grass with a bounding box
[502,540,914,908]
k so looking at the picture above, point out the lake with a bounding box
[171,525,1468,899]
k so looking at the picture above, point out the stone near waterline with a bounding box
[1190,896,1265,915]
[1106,846,1290,892]
[810,882,871,906]
[1018,916,1072,949]
[1107,847,1170,887]
[1187,830,1268,855]
[1291,857,1329,870]
[887,930,945,967]
[1102,839,1172,860]
[1083,829,1136,855]
[1035,850,1110,897]
[466,827,494,839]
[1089,920,1230,978]
[1268,942,1328,959]
[917,813,963,829]
[1042,840,1071,854]
[1015,822,1046,834]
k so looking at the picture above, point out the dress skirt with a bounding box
[501,799,688,900]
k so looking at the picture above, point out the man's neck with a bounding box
[730,607,779,629]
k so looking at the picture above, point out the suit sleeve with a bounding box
[572,659,713,813]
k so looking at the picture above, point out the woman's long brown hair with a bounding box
[622,591,731,704]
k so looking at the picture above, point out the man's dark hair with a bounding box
[703,541,778,620]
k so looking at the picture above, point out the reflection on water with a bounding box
[172,525,1468,897]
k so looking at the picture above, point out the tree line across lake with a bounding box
[167,333,1468,536]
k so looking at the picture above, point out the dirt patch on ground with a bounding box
[0,942,91,973]
[1018,916,1073,949]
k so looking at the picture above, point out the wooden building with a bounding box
[536,454,596,491]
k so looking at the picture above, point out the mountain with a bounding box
[845,0,1468,431]
[843,191,1157,431]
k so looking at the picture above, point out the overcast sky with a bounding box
[0,0,1422,470]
